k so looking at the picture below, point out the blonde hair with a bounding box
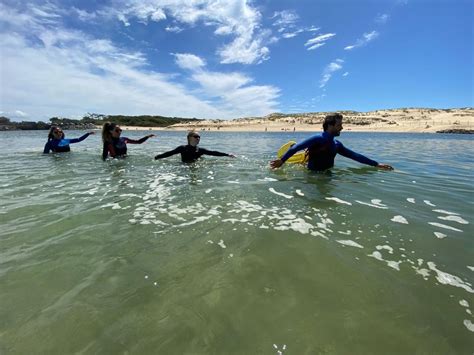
[102,122,117,143]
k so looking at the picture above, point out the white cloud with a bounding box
[271,10,299,38]
[305,33,336,50]
[307,43,325,51]
[375,14,389,24]
[165,25,183,33]
[282,29,303,39]
[0,110,29,121]
[73,7,98,22]
[344,30,379,50]
[183,56,280,116]
[0,3,280,120]
[218,30,271,64]
[319,59,344,88]
[174,53,206,70]
[342,72,349,77]
[272,10,299,27]
[109,0,269,65]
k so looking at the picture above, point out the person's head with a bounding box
[102,122,122,142]
[187,131,201,146]
[323,113,343,136]
[48,126,65,140]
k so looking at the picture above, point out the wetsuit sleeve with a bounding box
[68,133,90,144]
[337,142,378,166]
[125,136,150,144]
[199,148,230,157]
[102,142,115,161]
[280,135,324,163]
[43,141,52,154]
[154,146,183,160]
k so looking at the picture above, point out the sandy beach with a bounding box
[117,108,474,133]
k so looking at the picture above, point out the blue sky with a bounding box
[0,0,472,121]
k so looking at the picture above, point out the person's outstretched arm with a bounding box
[199,148,235,158]
[68,131,94,144]
[154,146,183,160]
[125,134,155,144]
[337,142,393,170]
[270,135,323,169]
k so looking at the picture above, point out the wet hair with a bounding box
[323,113,343,131]
[102,122,117,143]
[47,126,64,141]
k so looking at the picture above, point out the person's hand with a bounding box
[147,134,156,138]
[377,163,393,170]
[228,154,236,158]
[88,131,96,135]
[270,159,283,169]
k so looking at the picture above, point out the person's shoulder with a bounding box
[306,132,324,142]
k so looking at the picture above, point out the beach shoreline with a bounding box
[114,108,474,133]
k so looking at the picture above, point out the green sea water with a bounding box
[0,130,473,354]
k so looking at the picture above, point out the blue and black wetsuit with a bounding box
[43,133,91,154]
[102,136,151,160]
[281,131,378,171]
[154,145,231,163]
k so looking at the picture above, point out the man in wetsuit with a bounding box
[270,113,393,171]
[154,131,235,163]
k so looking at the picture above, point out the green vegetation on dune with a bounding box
[0,113,202,130]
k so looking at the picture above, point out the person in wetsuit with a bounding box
[102,122,155,160]
[43,126,94,154]
[154,131,235,163]
[270,113,393,171]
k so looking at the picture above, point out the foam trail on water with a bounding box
[269,188,293,199]
[428,222,462,232]
[326,197,352,205]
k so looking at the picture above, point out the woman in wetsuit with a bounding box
[43,126,94,153]
[154,131,235,163]
[102,122,155,160]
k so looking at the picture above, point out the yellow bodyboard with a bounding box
[277,141,308,164]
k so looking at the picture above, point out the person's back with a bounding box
[305,131,338,171]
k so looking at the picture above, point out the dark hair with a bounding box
[47,126,64,141]
[323,113,343,131]
[102,122,117,143]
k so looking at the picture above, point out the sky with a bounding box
[0,0,472,121]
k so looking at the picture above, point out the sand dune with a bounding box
[120,108,474,133]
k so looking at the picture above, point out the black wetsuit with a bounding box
[102,136,150,160]
[154,145,230,163]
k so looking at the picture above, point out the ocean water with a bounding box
[0,130,473,354]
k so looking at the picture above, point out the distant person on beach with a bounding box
[43,126,94,154]
[102,122,155,160]
[270,113,393,171]
[154,131,235,163]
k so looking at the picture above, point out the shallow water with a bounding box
[0,130,473,354]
